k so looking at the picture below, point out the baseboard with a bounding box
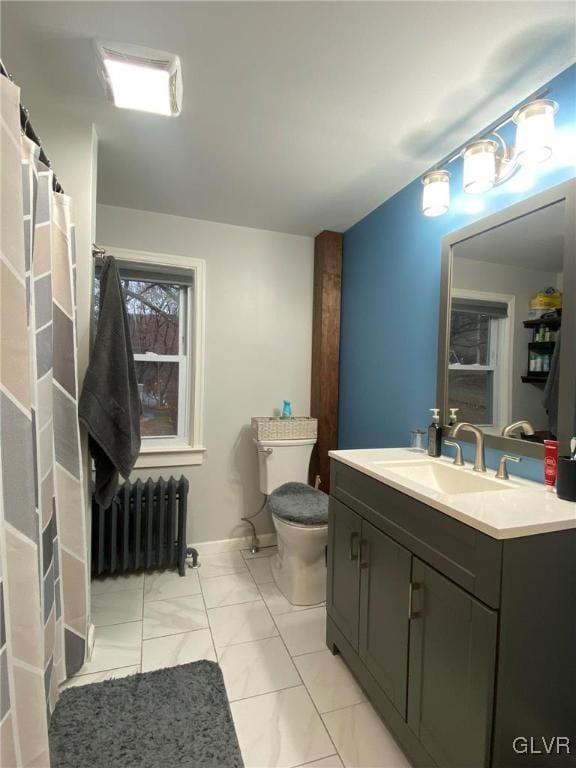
[86,622,95,661]
[190,532,277,556]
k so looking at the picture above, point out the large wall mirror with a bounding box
[437,180,576,458]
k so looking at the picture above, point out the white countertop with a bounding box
[329,448,576,540]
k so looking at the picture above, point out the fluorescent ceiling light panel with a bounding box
[96,41,182,116]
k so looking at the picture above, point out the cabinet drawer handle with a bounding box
[358,539,369,570]
[408,582,422,619]
[348,532,360,561]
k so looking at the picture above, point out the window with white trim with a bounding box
[448,295,511,428]
[94,248,205,466]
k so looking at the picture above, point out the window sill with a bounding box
[135,445,206,469]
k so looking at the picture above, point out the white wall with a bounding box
[453,257,561,430]
[97,204,314,543]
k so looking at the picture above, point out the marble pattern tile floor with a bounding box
[66,544,412,768]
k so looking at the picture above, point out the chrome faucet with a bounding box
[450,422,486,472]
[501,420,535,438]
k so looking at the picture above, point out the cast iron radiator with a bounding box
[91,475,189,577]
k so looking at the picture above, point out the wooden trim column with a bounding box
[310,230,342,492]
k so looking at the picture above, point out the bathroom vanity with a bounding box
[326,449,576,768]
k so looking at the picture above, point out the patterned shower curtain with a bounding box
[0,77,89,767]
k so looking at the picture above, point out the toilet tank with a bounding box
[256,438,316,495]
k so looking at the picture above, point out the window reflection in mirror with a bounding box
[448,201,564,442]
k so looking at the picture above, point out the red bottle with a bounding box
[544,439,559,488]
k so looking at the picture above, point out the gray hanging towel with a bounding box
[79,255,141,507]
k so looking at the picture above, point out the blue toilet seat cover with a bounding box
[268,482,329,526]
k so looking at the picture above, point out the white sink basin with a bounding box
[372,460,514,495]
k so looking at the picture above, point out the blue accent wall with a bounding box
[339,65,576,483]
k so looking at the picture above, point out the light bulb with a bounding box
[513,99,558,166]
[422,170,450,217]
[462,140,497,194]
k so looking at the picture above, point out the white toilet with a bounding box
[256,438,328,606]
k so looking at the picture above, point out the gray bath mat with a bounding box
[49,660,244,768]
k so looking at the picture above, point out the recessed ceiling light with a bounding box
[95,41,182,116]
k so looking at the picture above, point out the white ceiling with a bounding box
[454,201,565,273]
[2,1,575,235]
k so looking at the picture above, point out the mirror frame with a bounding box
[437,179,576,458]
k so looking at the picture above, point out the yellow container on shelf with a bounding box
[528,287,562,318]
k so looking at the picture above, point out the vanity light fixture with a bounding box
[422,170,451,217]
[95,41,183,116]
[420,96,559,216]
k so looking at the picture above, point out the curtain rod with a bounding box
[0,58,64,194]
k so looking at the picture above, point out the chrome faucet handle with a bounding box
[444,440,464,467]
[496,455,522,480]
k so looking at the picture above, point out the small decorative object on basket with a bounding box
[251,416,318,441]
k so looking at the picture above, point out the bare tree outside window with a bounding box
[123,279,183,437]
[450,311,489,366]
[449,309,493,424]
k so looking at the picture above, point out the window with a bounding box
[94,248,205,466]
[125,277,188,440]
[448,293,511,428]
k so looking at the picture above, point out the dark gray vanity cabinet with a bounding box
[327,459,576,768]
[407,559,497,768]
[327,498,362,649]
[358,520,411,717]
[327,501,411,715]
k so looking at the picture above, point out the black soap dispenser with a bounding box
[428,409,442,457]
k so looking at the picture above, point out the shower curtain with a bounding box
[0,77,89,767]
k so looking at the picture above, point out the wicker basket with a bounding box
[251,416,317,441]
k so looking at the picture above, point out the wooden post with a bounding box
[310,230,342,492]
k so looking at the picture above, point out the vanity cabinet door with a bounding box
[407,558,497,768]
[358,521,411,717]
[327,498,362,650]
